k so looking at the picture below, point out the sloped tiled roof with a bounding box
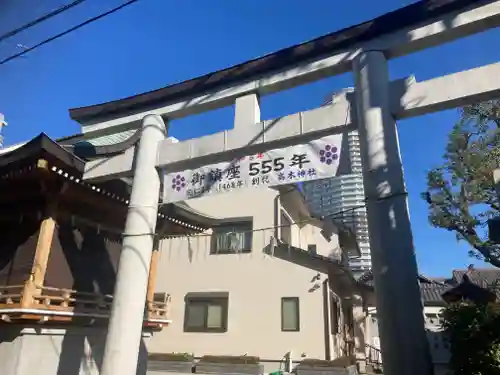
[79,129,137,147]
[357,269,437,288]
[451,268,500,299]
[358,267,500,305]
[452,268,500,287]
[420,283,450,306]
[357,269,450,306]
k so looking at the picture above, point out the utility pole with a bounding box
[353,50,434,375]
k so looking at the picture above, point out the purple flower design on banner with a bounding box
[319,144,339,165]
[171,174,186,192]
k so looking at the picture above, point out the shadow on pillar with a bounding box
[345,81,434,374]
[336,130,352,177]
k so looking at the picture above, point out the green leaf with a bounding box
[423,100,500,268]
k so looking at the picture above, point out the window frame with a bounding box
[281,297,300,332]
[183,292,229,333]
[307,244,317,255]
[210,218,253,254]
[331,297,340,334]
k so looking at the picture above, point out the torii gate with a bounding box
[70,1,500,375]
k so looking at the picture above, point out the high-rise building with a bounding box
[303,126,371,275]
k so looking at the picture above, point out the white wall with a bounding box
[366,306,450,365]
[147,187,343,363]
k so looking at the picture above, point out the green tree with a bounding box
[442,302,500,375]
[422,100,500,267]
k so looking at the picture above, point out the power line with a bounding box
[162,203,369,239]
[0,0,88,43]
[0,0,142,66]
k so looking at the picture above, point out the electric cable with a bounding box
[162,202,369,239]
[0,0,143,66]
[0,0,88,43]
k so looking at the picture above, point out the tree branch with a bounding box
[423,101,500,268]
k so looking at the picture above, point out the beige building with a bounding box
[147,184,368,372]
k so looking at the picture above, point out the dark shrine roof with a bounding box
[0,133,217,233]
[0,133,84,172]
[449,268,500,301]
[452,268,500,290]
[68,0,486,123]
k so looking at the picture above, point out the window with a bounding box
[210,219,252,254]
[280,210,292,244]
[281,297,300,331]
[307,244,317,255]
[184,293,228,332]
[331,297,340,334]
[344,308,354,333]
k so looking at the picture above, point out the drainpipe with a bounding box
[101,114,167,375]
[286,351,293,373]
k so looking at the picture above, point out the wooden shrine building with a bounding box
[0,132,216,329]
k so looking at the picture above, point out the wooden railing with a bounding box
[33,285,114,313]
[148,292,170,320]
[0,285,24,305]
[0,284,170,323]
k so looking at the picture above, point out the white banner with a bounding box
[162,134,343,203]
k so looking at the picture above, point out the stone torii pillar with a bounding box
[353,50,434,375]
[101,114,167,375]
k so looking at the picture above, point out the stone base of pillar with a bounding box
[0,326,149,375]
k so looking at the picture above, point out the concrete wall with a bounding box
[0,326,148,375]
[366,306,451,366]
[147,187,345,364]
[423,307,451,366]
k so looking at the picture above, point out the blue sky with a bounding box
[1,0,499,277]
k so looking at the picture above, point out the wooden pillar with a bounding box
[21,201,58,307]
[146,240,160,315]
[21,160,59,308]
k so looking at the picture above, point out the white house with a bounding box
[146,184,367,373]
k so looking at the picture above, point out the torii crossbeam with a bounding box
[68,1,500,375]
